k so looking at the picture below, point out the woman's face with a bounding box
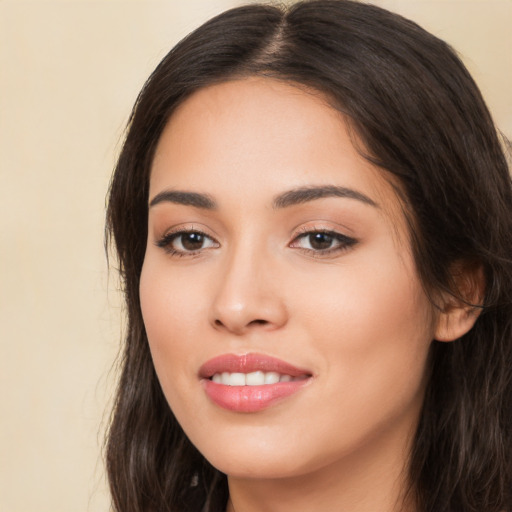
[140,77,437,480]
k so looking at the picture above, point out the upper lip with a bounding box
[199,353,312,379]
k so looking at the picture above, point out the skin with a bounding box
[140,78,475,512]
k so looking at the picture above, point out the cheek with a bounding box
[140,257,212,431]
[139,258,202,383]
[295,243,432,340]
[292,246,434,408]
[140,252,210,333]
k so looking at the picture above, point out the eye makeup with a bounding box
[289,227,358,258]
[154,224,358,259]
[155,227,219,257]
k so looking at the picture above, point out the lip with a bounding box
[199,353,311,378]
[199,353,312,413]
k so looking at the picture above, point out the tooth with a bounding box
[264,372,280,384]
[246,371,265,386]
[229,372,246,386]
[213,371,299,386]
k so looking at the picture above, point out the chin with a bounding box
[207,452,309,480]
[186,426,307,478]
[192,427,341,481]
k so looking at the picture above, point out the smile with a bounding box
[200,353,313,413]
[211,371,306,386]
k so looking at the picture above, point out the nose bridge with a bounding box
[210,235,287,334]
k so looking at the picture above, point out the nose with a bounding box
[209,244,288,336]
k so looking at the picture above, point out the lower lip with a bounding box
[202,379,310,413]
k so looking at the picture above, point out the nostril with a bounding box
[213,317,270,333]
[214,318,267,328]
[249,319,268,326]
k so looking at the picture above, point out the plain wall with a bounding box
[0,1,510,511]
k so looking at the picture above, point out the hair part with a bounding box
[105,2,512,511]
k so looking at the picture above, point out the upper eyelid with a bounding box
[292,218,355,235]
[155,227,218,249]
[290,227,358,250]
[154,225,357,251]
[291,230,356,244]
[292,225,355,240]
[159,224,219,240]
[158,227,349,241]
[155,230,220,257]
[295,226,339,235]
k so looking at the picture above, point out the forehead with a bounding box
[150,77,405,226]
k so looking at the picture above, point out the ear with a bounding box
[434,261,485,342]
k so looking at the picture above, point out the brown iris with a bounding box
[308,233,334,250]
[180,232,205,251]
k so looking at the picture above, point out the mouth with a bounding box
[210,371,307,386]
[199,353,313,413]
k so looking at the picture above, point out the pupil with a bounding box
[310,233,333,250]
[182,233,204,250]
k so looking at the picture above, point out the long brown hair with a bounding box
[105,1,512,510]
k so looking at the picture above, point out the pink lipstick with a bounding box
[199,353,312,413]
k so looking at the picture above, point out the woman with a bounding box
[105,1,512,511]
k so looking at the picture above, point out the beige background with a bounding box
[0,1,510,511]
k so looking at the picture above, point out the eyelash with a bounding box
[155,228,218,257]
[290,228,357,257]
[155,228,357,258]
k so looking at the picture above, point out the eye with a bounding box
[290,230,357,255]
[156,230,219,256]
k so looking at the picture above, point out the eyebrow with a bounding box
[149,190,217,209]
[272,185,378,209]
[148,185,378,210]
